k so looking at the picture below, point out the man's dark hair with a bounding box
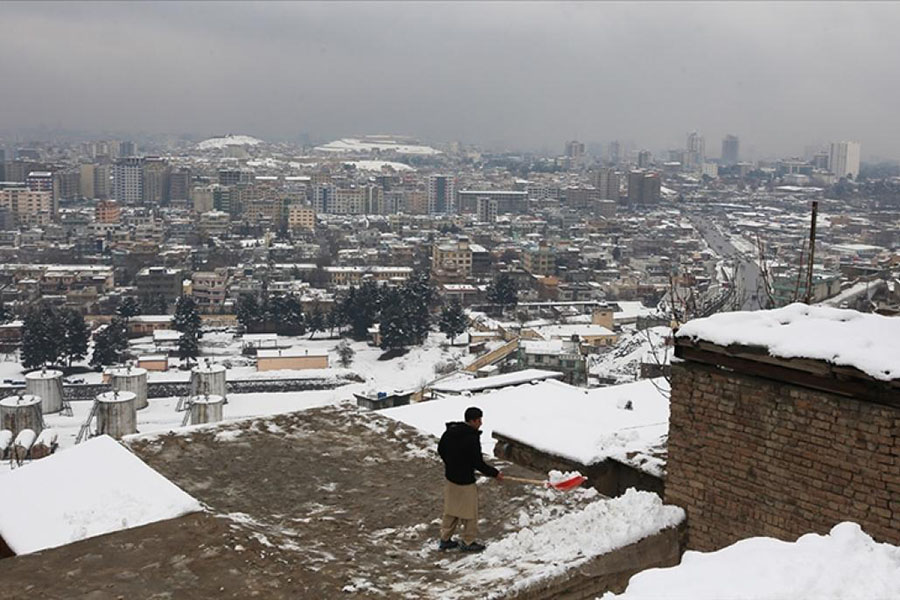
[464,407,483,422]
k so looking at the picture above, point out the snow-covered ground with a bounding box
[315,137,441,155]
[605,522,900,600]
[383,378,669,476]
[590,326,671,385]
[342,160,414,172]
[196,134,263,150]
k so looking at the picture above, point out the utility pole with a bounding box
[804,200,818,304]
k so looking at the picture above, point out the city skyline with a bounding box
[2,2,899,160]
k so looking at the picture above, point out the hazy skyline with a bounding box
[2,1,899,159]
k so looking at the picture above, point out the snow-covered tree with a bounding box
[336,339,355,367]
[173,295,202,338]
[486,272,518,315]
[439,299,468,344]
[62,310,90,367]
[90,317,129,370]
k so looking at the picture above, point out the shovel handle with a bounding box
[502,475,547,486]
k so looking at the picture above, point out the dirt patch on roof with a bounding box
[0,403,599,598]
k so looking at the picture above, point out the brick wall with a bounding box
[667,360,900,551]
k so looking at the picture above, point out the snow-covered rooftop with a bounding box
[676,303,900,381]
[384,378,670,476]
[0,436,201,555]
[431,368,563,394]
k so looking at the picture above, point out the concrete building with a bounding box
[192,270,228,313]
[432,237,473,279]
[457,190,527,214]
[476,197,498,223]
[427,175,455,214]
[142,157,170,205]
[637,150,652,169]
[721,134,739,166]
[135,267,183,305]
[592,168,620,201]
[113,157,143,204]
[257,348,329,371]
[686,132,705,170]
[288,205,316,231]
[0,188,55,226]
[627,171,661,204]
[79,164,95,199]
[168,168,191,207]
[829,141,861,179]
[95,200,121,224]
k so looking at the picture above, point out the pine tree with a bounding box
[21,303,64,369]
[116,296,141,323]
[336,339,355,367]
[62,309,90,367]
[236,293,262,332]
[439,299,468,344]
[90,318,129,369]
[308,302,324,339]
[0,300,10,325]
[178,329,200,365]
[379,289,412,351]
[344,281,382,340]
[486,272,519,315]
[173,295,202,338]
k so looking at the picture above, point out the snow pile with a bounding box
[196,134,263,150]
[548,469,583,485]
[591,326,670,385]
[0,435,202,555]
[383,378,669,475]
[457,489,684,595]
[605,522,900,600]
[677,303,900,381]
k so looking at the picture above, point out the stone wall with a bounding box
[510,524,684,600]
[667,359,900,552]
[493,433,664,498]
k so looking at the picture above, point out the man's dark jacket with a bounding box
[437,421,499,485]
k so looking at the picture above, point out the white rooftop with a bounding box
[0,436,201,555]
[676,303,900,381]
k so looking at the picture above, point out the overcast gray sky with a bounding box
[2,1,899,159]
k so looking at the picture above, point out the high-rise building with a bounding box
[686,132,705,170]
[592,168,620,201]
[427,175,455,214]
[113,157,144,204]
[607,141,621,166]
[721,135,740,166]
[141,157,170,205]
[79,164,95,199]
[58,169,82,200]
[828,141,861,179]
[637,150,652,168]
[476,196,498,223]
[168,168,191,207]
[93,163,111,199]
[565,140,585,159]
[119,141,137,158]
[627,170,660,204]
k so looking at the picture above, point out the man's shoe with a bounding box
[458,541,486,553]
[438,538,459,550]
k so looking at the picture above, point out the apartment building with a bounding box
[192,270,229,313]
[136,266,183,304]
[432,237,473,279]
[0,188,55,226]
[288,205,316,231]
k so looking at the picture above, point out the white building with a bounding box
[829,141,861,179]
[113,157,143,204]
[427,174,455,214]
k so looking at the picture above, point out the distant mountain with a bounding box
[196,134,263,150]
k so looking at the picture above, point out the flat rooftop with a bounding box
[0,404,602,598]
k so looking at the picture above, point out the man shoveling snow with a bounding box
[437,406,503,553]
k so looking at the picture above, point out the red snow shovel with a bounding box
[503,474,587,491]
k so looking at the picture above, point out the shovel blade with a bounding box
[550,475,587,491]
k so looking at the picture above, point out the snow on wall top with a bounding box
[676,303,900,382]
[383,378,669,476]
[0,435,202,555]
[458,489,684,598]
[196,134,263,150]
[604,522,900,600]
